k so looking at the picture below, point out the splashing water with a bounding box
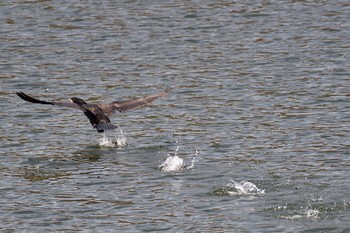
[185,150,198,170]
[98,127,127,148]
[210,180,265,196]
[159,148,198,172]
[185,156,197,170]
[227,180,265,196]
[277,209,321,220]
[159,154,184,172]
[306,209,321,219]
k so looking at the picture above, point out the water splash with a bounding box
[306,209,321,219]
[210,180,265,196]
[175,145,180,154]
[159,154,184,172]
[98,127,127,148]
[277,209,321,220]
[186,156,197,170]
[159,148,198,172]
[185,149,198,170]
[268,198,350,221]
[227,180,265,196]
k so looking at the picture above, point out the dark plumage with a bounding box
[16,88,172,132]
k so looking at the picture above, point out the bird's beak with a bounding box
[69,98,73,103]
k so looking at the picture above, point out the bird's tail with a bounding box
[96,123,118,132]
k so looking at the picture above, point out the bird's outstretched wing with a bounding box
[16,88,171,133]
[16,91,80,109]
[102,87,172,114]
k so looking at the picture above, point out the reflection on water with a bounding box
[1,0,350,232]
[19,166,70,182]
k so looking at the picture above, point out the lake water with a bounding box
[1,0,350,232]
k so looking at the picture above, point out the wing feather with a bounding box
[16,87,172,131]
[16,91,80,109]
[106,87,172,113]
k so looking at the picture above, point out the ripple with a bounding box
[2,0,350,232]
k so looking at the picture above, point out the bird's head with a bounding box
[70,97,86,105]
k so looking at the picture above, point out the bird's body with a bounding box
[16,88,172,132]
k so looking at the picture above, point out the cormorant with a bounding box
[16,88,172,132]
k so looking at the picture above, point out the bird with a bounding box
[16,88,172,132]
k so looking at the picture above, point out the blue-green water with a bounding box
[1,0,349,232]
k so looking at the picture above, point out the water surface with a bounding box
[1,0,350,232]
